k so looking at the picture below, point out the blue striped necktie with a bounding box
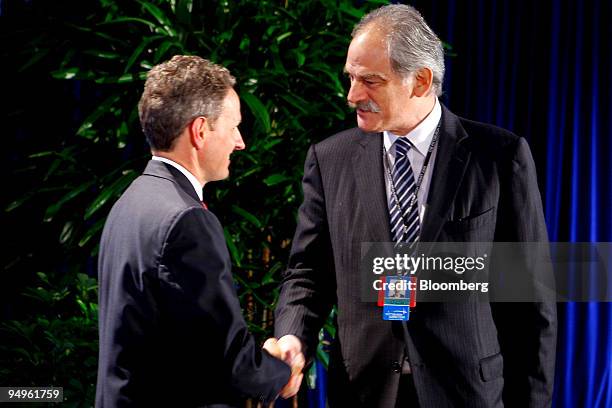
[389,137,420,244]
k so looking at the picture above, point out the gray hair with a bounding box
[138,55,236,151]
[353,4,445,96]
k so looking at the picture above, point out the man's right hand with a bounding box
[276,335,305,372]
[263,336,305,398]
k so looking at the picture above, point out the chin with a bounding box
[356,117,381,133]
[209,171,230,182]
[357,123,381,133]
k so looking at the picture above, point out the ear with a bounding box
[412,67,434,97]
[189,116,208,150]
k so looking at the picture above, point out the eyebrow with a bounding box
[362,73,386,81]
[343,69,387,82]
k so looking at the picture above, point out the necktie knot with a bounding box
[395,137,412,157]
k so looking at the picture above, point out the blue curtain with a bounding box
[417,1,612,406]
[538,1,612,406]
[310,1,611,406]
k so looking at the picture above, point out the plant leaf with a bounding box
[44,181,95,222]
[78,218,106,247]
[223,227,242,267]
[263,174,291,186]
[137,1,177,37]
[84,170,137,220]
[124,35,164,73]
[240,91,271,133]
[231,205,262,228]
[77,94,121,138]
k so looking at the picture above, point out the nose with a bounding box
[234,129,245,151]
[347,79,365,106]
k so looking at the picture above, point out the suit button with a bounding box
[392,361,402,373]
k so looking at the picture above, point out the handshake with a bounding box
[263,335,306,399]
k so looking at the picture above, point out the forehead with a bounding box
[220,88,241,120]
[345,27,393,77]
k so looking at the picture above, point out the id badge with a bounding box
[382,276,410,321]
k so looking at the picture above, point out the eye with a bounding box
[363,76,382,85]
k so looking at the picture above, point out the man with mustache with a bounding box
[273,5,556,407]
[96,55,302,407]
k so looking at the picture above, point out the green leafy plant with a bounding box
[0,272,98,407]
[4,0,391,405]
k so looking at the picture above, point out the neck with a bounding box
[390,96,436,135]
[152,151,207,186]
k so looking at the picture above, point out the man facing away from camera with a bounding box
[273,5,556,408]
[96,55,302,407]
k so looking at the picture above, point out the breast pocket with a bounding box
[443,206,496,239]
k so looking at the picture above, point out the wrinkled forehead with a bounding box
[345,28,393,77]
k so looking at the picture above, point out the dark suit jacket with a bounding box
[275,105,557,407]
[96,160,290,407]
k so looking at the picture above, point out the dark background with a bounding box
[2,0,610,407]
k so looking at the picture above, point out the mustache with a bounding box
[348,100,381,113]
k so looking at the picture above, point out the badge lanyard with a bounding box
[381,122,440,320]
[382,121,441,243]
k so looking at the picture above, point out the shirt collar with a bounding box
[383,98,441,156]
[152,156,203,201]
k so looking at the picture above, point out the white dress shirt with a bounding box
[152,156,204,202]
[383,99,441,375]
[383,98,442,224]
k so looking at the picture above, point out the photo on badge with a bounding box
[382,276,410,321]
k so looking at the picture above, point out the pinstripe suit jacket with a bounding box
[275,105,556,407]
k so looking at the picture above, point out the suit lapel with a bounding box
[419,105,471,243]
[353,131,392,242]
[401,108,472,370]
[142,160,201,204]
